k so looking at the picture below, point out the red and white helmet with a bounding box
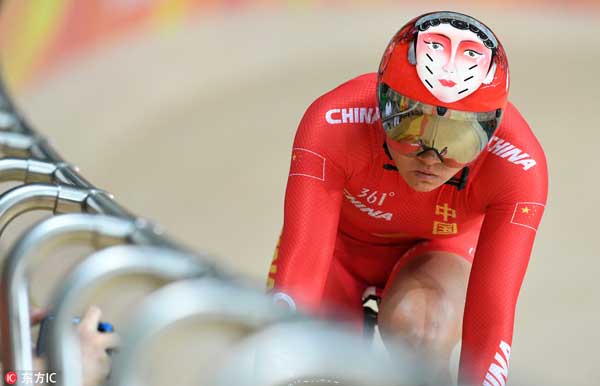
[377,11,509,167]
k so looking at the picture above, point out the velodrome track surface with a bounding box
[3,7,599,385]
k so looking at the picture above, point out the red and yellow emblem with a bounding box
[511,202,544,231]
[433,203,458,235]
[289,148,326,181]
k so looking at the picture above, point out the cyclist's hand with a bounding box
[77,305,120,386]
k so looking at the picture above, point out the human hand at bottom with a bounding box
[77,305,120,386]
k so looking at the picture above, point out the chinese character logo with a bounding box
[432,203,458,235]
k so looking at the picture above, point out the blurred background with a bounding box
[0,0,598,385]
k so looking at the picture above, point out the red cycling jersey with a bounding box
[268,73,548,385]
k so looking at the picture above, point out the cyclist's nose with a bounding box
[417,149,442,166]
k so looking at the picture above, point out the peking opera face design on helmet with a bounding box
[379,11,509,110]
[415,21,494,103]
[377,11,510,169]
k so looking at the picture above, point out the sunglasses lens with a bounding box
[379,83,502,165]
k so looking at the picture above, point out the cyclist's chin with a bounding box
[391,150,460,192]
[393,158,461,192]
[401,172,446,192]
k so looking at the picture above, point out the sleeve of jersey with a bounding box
[458,149,548,385]
[268,99,347,312]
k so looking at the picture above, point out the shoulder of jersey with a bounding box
[479,101,547,174]
[296,73,381,170]
[306,73,381,129]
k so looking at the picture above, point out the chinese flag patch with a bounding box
[510,202,545,231]
[289,148,326,181]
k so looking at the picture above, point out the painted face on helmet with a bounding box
[415,23,494,103]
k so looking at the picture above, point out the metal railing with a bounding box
[106,278,295,386]
[0,213,197,373]
[0,4,210,379]
[0,87,200,374]
[0,0,208,369]
[46,245,213,386]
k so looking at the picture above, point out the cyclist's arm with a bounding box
[459,160,548,385]
[267,102,347,312]
[458,203,542,385]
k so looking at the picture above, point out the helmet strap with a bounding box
[407,40,417,65]
[444,167,470,190]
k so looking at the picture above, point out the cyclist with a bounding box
[267,11,547,386]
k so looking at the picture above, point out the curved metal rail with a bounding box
[0,12,198,379]
[106,278,293,386]
[0,184,88,235]
[47,245,214,386]
[0,213,177,373]
[0,157,56,182]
